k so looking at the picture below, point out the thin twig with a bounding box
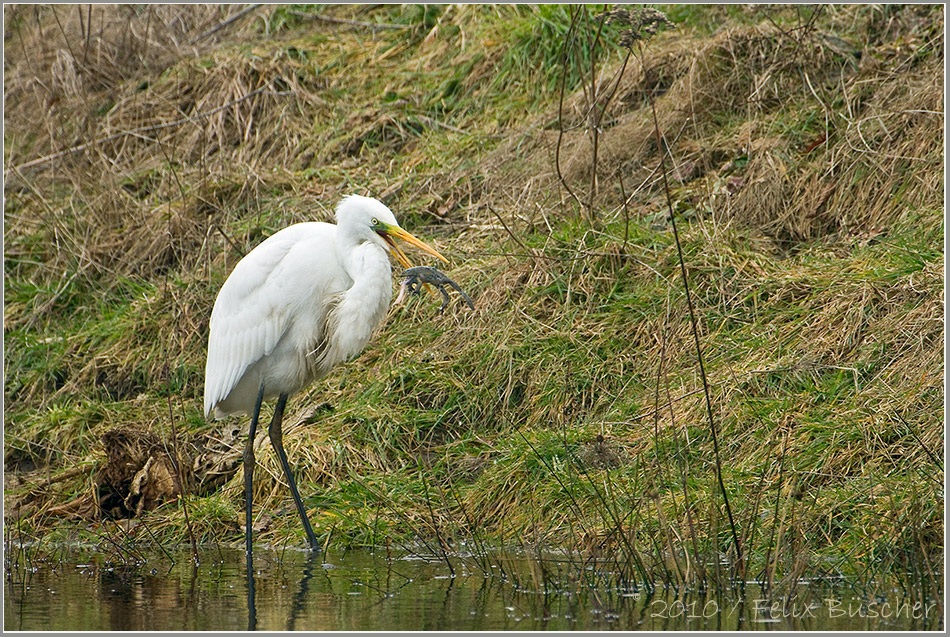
[191,4,262,44]
[583,6,611,222]
[762,427,789,595]
[555,5,584,211]
[618,170,630,253]
[637,38,744,574]
[419,469,454,576]
[486,204,535,259]
[895,411,942,470]
[662,304,705,586]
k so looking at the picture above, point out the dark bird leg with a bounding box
[268,394,320,551]
[245,382,264,631]
[245,383,265,560]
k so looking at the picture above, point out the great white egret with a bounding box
[204,194,451,559]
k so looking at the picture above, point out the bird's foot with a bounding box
[397,266,475,313]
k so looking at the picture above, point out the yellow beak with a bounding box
[379,225,448,270]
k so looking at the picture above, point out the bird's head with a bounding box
[337,195,447,269]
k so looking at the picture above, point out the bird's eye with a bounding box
[371,218,379,226]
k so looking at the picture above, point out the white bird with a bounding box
[204,195,447,558]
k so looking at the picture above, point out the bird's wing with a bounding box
[203,229,307,417]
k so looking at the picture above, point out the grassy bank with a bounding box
[4,4,944,595]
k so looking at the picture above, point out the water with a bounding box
[4,545,943,631]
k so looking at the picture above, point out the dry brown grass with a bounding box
[4,5,261,130]
[5,5,329,277]
[730,56,943,241]
[482,11,943,245]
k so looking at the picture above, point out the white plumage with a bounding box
[203,195,446,555]
[205,195,443,418]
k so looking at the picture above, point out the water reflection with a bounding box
[247,550,323,631]
[4,546,943,631]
